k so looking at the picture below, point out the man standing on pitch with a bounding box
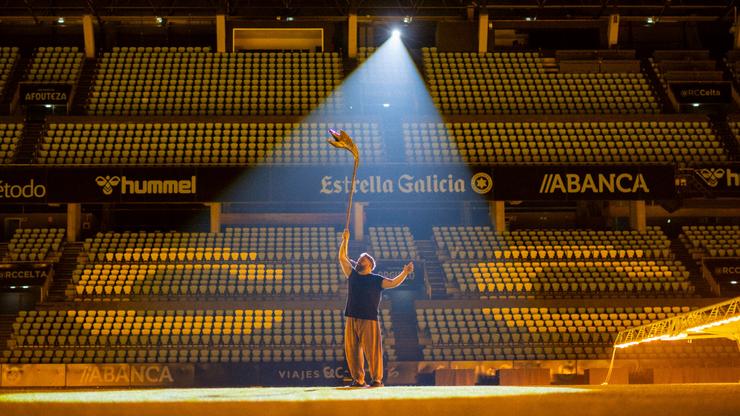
[338,228,413,388]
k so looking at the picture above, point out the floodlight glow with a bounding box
[391,29,401,38]
[692,103,700,108]
[382,103,390,108]
[57,17,65,24]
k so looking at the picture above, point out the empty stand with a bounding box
[0,47,20,99]
[24,46,84,83]
[4,228,65,262]
[404,119,726,165]
[444,261,693,298]
[416,305,737,361]
[651,50,723,87]
[682,225,740,259]
[433,226,694,298]
[87,47,343,116]
[67,228,345,300]
[0,121,22,163]
[37,120,384,164]
[1,307,396,364]
[369,226,418,260]
[423,48,659,115]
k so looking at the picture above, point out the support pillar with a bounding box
[607,14,620,48]
[478,10,489,53]
[82,15,95,58]
[348,12,358,58]
[352,202,365,241]
[734,21,740,49]
[216,15,227,53]
[67,203,82,242]
[209,203,221,233]
[489,201,505,232]
[629,200,646,232]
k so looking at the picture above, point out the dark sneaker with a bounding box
[370,381,384,388]
[346,380,369,388]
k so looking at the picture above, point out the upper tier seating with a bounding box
[724,50,740,83]
[37,121,384,165]
[68,228,344,300]
[0,121,22,163]
[432,226,693,298]
[423,48,659,115]
[4,228,65,262]
[70,263,345,300]
[357,47,376,65]
[433,226,673,260]
[24,46,84,83]
[682,225,740,259]
[403,119,726,165]
[416,305,737,361]
[84,228,340,262]
[726,119,740,153]
[443,260,693,298]
[0,47,20,100]
[369,226,418,260]
[2,308,396,363]
[651,50,723,85]
[87,47,343,116]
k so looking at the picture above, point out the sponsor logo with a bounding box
[0,270,49,279]
[78,365,174,385]
[471,172,493,194]
[5,366,22,383]
[130,365,174,384]
[679,88,722,98]
[539,173,649,194]
[24,91,68,102]
[95,175,120,195]
[695,168,739,188]
[0,179,46,199]
[715,267,740,275]
[277,366,347,380]
[320,174,466,195]
[96,175,197,195]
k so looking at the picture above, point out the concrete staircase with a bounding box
[70,58,96,115]
[14,117,44,164]
[47,242,83,302]
[415,240,447,299]
[672,237,716,298]
[387,290,421,361]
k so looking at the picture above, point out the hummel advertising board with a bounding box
[676,164,740,198]
[0,164,676,203]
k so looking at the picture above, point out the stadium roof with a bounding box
[0,0,735,20]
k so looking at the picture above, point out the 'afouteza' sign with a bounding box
[670,82,732,104]
[18,83,72,106]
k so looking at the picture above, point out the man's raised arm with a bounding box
[382,262,414,289]
[338,229,353,277]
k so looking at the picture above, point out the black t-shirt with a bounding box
[344,268,385,321]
